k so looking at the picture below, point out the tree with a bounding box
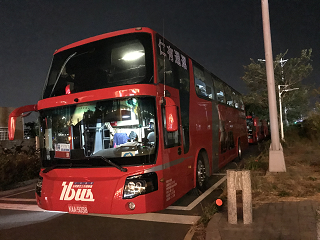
[242,49,313,123]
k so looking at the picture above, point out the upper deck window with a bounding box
[43,33,153,99]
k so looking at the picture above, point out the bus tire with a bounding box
[196,154,208,192]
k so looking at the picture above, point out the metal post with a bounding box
[261,0,286,172]
[278,85,284,141]
[278,85,299,141]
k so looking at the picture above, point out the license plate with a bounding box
[68,204,88,215]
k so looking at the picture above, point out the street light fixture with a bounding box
[258,57,294,141]
[278,85,299,141]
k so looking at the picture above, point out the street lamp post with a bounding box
[278,85,299,141]
[261,0,286,172]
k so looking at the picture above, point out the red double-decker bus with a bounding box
[9,27,248,215]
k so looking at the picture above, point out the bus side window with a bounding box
[194,65,213,99]
[232,91,240,109]
[213,78,225,103]
[194,65,206,97]
[239,96,245,110]
[204,70,214,100]
[224,85,234,107]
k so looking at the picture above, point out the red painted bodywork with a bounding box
[8,104,37,140]
[9,27,248,215]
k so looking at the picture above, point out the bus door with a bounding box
[161,95,192,205]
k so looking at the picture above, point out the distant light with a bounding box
[122,51,145,61]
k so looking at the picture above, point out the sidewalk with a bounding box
[206,200,320,240]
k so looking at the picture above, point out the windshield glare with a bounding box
[39,97,157,167]
[43,32,153,99]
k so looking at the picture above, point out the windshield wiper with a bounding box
[90,156,128,172]
[43,162,92,174]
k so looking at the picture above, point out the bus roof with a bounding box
[54,27,155,54]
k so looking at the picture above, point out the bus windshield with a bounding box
[246,118,254,132]
[39,97,157,168]
[42,32,153,99]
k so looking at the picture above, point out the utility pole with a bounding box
[261,0,286,172]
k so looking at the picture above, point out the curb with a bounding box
[205,212,222,240]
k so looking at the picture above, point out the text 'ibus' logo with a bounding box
[60,182,95,202]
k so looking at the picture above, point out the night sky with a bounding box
[1,0,319,109]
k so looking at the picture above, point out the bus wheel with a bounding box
[196,155,207,192]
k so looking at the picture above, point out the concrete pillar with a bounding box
[227,170,237,224]
[227,170,252,224]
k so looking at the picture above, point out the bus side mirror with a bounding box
[164,97,178,132]
[8,104,38,140]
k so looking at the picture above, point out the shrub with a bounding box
[294,102,320,140]
[244,141,269,171]
[0,144,40,191]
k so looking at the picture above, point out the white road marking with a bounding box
[0,203,44,212]
[2,189,34,198]
[0,203,200,225]
[0,198,36,202]
[166,176,227,211]
[90,213,200,225]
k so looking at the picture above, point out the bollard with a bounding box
[227,170,252,224]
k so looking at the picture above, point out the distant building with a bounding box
[0,107,24,140]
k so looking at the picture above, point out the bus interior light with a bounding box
[121,51,145,61]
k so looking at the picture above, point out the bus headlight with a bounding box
[123,172,158,199]
[35,176,43,197]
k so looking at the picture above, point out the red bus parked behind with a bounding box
[246,116,269,144]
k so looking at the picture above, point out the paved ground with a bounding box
[206,200,320,240]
